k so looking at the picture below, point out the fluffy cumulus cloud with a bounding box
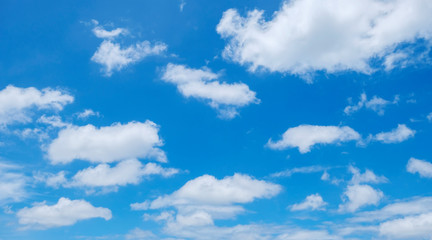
[348,197,432,239]
[379,212,432,239]
[267,125,360,153]
[344,93,399,115]
[373,124,415,143]
[90,21,167,76]
[407,157,432,178]
[148,173,281,208]
[47,121,166,164]
[161,63,259,119]
[0,163,28,203]
[290,193,327,211]
[92,40,167,76]
[129,174,340,239]
[217,0,432,79]
[349,166,388,185]
[351,197,432,223]
[132,173,281,230]
[69,158,178,189]
[340,184,384,212]
[339,167,386,212]
[0,85,73,126]
[16,197,112,229]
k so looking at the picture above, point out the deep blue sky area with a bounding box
[1,0,432,239]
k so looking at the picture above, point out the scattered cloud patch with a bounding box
[0,85,73,126]
[271,165,327,178]
[34,171,67,188]
[69,159,178,189]
[14,128,49,141]
[0,162,27,203]
[154,223,337,240]
[427,112,432,121]
[407,157,432,178]
[339,184,384,212]
[379,212,432,239]
[217,0,432,79]
[349,166,388,185]
[161,63,259,119]
[267,125,360,153]
[92,40,167,77]
[91,21,127,39]
[90,20,167,76]
[16,197,112,229]
[125,228,157,240]
[344,93,399,115]
[352,196,432,223]
[76,109,100,120]
[132,174,281,228]
[47,121,167,164]
[37,115,70,128]
[290,193,327,211]
[179,0,186,12]
[373,124,415,143]
[339,167,386,212]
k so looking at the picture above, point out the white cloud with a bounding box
[92,40,167,76]
[0,163,27,203]
[344,93,399,115]
[379,212,432,239]
[161,63,259,119]
[351,197,432,223]
[427,112,432,121]
[161,223,338,240]
[271,165,327,178]
[125,228,157,240]
[384,52,410,71]
[34,171,67,188]
[349,166,388,185]
[339,167,386,212]
[37,115,70,128]
[339,184,384,212]
[351,197,432,239]
[374,124,415,143]
[336,225,379,237]
[179,0,186,12]
[16,197,112,229]
[407,157,432,178]
[47,121,166,164]
[92,24,127,39]
[0,85,73,126]
[69,158,178,188]
[76,109,99,120]
[290,193,327,211]
[267,125,360,153]
[130,201,150,211]
[217,0,432,79]
[132,174,281,228]
[321,171,330,181]
[275,229,338,240]
[14,128,49,141]
[149,173,281,208]
[90,20,167,76]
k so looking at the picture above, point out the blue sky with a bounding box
[1,0,432,239]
